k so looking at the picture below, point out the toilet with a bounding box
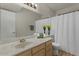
[52,42,60,55]
[50,35,60,55]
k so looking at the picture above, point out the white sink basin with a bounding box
[15,42,32,48]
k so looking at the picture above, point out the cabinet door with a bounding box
[33,48,45,56]
[32,43,45,56]
[32,43,45,54]
[46,40,52,56]
[74,11,79,55]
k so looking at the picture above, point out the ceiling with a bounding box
[0,3,78,14]
[0,3,22,12]
[44,3,77,11]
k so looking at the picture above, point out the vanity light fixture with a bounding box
[24,3,37,9]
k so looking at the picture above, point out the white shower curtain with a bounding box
[62,13,69,52]
[50,16,58,43]
[57,12,75,55]
[68,12,75,55]
[74,11,79,55]
[57,15,64,50]
[35,11,79,55]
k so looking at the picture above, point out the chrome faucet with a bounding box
[20,39,26,43]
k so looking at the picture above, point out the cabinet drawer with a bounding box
[46,44,52,51]
[46,45,52,56]
[33,48,45,56]
[32,43,45,54]
[46,40,52,47]
[46,51,52,56]
[16,49,31,56]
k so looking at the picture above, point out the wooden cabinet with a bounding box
[46,40,53,56]
[16,49,31,56]
[33,48,45,56]
[16,40,52,56]
[32,43,45,56]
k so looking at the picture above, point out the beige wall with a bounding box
[56,4,79,15]
[37,4,56,18]
[16,4,56,37]
[16,9,41,37]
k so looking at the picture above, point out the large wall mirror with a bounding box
[0,3,41,44]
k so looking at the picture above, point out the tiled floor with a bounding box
[53,49,74,56]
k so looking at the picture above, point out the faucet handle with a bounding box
[20,39,26,43]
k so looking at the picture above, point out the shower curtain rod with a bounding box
[57,10,79,16]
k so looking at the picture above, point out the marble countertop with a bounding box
[0,37,52,56]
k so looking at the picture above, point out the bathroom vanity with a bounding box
[0,37,53,56]
[16,38,52,56]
